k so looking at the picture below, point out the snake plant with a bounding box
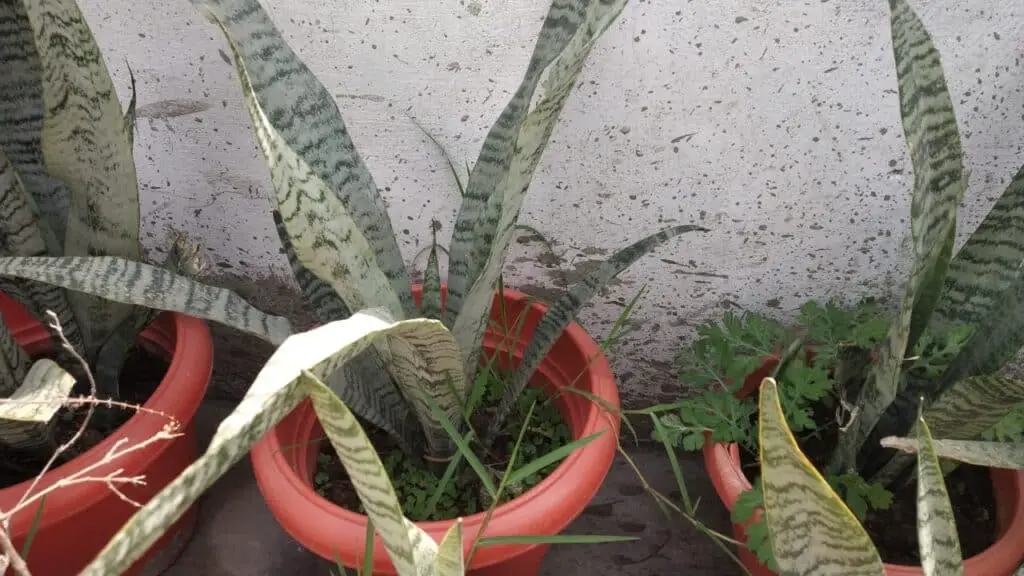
[81,311,470,576]
[0,0,288,454]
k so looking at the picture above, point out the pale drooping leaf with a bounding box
[194,0,414,317]
[421,223,442,321]
[21,0,143,358]
[0,359,75,451]
[434,518,465,575]
[0,316,30,397]
[487,225,705,438]
[448,0,628,370]
[0,256,294,345]
[911,414,964,576]
[759,377,884,576]
[832,0,967,472]
[882,436,1024,470]
[0,0,68,248]
[0,152,83,354]
[82,311,460,576]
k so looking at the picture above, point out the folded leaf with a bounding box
[0,359,75,452]
[0,256,293,345]
[759,377,884,576]
[922,375,1024,440]
[421,225,442,321]
[434,518,465,575]
[487,225,705,438]
[82,311,457,575]
[912,414,964,576]
[882,435,1024,470]
[0,316,30,398]
[196,0,414,317]
[832,0,966,472]
[445,0,627,326]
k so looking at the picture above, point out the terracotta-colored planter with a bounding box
[702,355,1024,576]
[0,293,213,576]
[251,287,620,575]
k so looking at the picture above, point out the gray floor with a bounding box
[163,400,740,575]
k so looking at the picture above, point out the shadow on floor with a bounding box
[164,400,742,575]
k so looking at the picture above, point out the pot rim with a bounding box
[250,288,621,572]
[702,354,1024,575]
[0,294,213,533]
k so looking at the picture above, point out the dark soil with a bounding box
[312,384,572,522]
[0,345,169,489]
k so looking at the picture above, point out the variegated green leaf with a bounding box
[82,310,457,575]
[22,0,143,356]
[0,151,83,354]
[0,256,294,345]
[0,0,68,248]
[274,210,419,455]
[444,0,627,326]
[882,435,1024,470]
[434,518,465,575]
[0,315,30,398]
[912,415,964,576]
[759,377,884,576]
[0,358,75,451]
[195,0,414,317]
[487,225,705,438]
[832,0,966,472]
[209,18,403,321]
[421,223,442,321]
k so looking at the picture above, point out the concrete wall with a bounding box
[82,0,1022,403]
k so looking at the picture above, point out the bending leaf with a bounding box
[445,0,627,324]
[0,317,30,397]
[0,359,75,451]
[882,435,1024,470]
[195,0,414,317]
[832,0,966,471]
[82,311,459,575]
[487,225,705,437]
[759,377,884,576]
[0,256,294,345]
[912,414,964,576]
[922,375,1024,440]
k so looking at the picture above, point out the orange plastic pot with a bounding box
[0,293,213,576]
[251,286,620,575]
[702,355,1024,575]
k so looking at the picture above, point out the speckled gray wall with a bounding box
[80,0,1022,403]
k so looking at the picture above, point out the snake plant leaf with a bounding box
[0,256,294,345]
[0,316,30,398]
[0,359,75,452]
[421,225,442,321]
[274,211,418,454]
[911,414,964,576]
[210,19,404,321]
[444,0,627,326]
[759,377,884,576]
[0,153,83,354]
[0,0,68,248]
[195,0,414,318]
[123,62,137,148]
[434,518,465,575]
[82,311,457,576]
[487,224,706,437]
[882,435,1024,470]
[832,0,967,472]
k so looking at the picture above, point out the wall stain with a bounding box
[138,99,210,119]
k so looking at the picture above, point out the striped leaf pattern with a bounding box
[83,311,460,576]
[912,416,964,576]
[833,0,966,472]
[195,0,414,317]
[0,0,67,247]
[882,435,1024,471]
[275,210,418,455]
[0,315,30,397]
[0,152,83,353]
[759,377,884,576]
[22,0,143,356]
[487,225,705,437]
[922,375,1024,440]
[0,256,294,345]
[421,226,442,321]
[212,20,404,321]
[434,519,465,576]
[0,358,75,451]
[444,0,624,325]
